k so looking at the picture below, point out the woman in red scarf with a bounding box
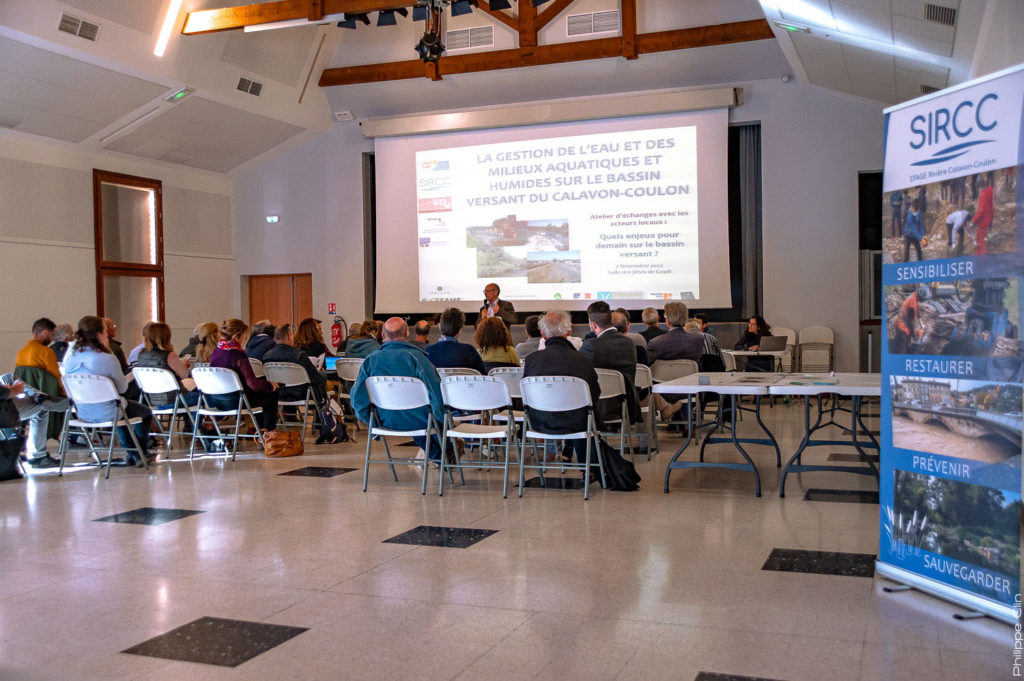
[208,318,278,432]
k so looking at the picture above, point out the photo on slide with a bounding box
[889,376,1022,463]
[891,470,1020,578]
[466,215,569,250]
[885,278,1021,380]
[882,166,1017,264]
[476,246,528,278]
[525,250,581,283]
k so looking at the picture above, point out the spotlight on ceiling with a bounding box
[414,31,445,62]
[488,0,511,9]
[337,13,370,28]
[412,6,428,20]
[377,10,397,26]
[450,0,474,16]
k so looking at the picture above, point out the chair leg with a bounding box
[362,414,374,492]
[57,410,71,477]
[381,438,399,481]
[104,427,116,479]
[420,427,432,495]
[582,434,592,500]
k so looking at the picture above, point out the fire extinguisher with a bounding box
[330,315,346,350]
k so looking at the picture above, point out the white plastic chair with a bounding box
[595,369,633,460]
[57,373,147,479]
[650,359,699,426]
[248,357,265,378]
[798,326,834,373]
[361,376,441,495]
[189,367,264,460]
[519,376,606,500]
[263,361,320,441]
[133,366,197,454]
[336,357,364,430]
[488,366,525,426]
[439,375,516,497]
[773,326,798,372]
[634,364,657,459]
[437,367,481,379]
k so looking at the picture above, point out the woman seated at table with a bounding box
[475,317,520,372]
[63,315,153,467]
[735,316,772,351]
[295,317,333,361]
[208,318,278,433]
[134,322,200,408]
[343,321,380,359]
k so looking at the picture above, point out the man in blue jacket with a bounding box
[424,307,486,374]
[351,317,445,459]
[903,198,924,262]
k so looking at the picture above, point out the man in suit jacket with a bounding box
[647,301,702,421]
[581,304,641,424]
[479,283,517,326]
[424,307,486,375]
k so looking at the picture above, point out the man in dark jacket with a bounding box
[246,319,277,360]
[424,307,486,375]
[579,302,641,424]
[262,324,326,406]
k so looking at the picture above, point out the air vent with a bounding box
[567,10,619,37]
[921,84,940,95]
[236,77,263,96]
[924,4,956,27]
[58,13,100,41]
[445,25,493,51]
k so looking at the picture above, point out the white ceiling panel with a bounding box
[892,14,954,42]
[220,24,318,88]
[58,0,163,35]
[832,3,893,41]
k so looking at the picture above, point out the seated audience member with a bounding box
[295,318,333,361]
[612,310,649,366]
[580,302,641,424]
[647,302,703,364]
[49,323,74,362]
[0,374,69,470]
[179,323,208,358]
[208,319,278,433]
[515,315,542,359]
[63,316,153,467]
[694,313,712,335]
[134,322,199,408]
[102,318,129,373]
[193,322,220,363]
[127,322,153,365]
[425,307,487,375]
[685,318,722,360]
[246,319,276,360]
[475,317,520,371]
[16,318,62,392]
[410,320,432,349]
[263,323,327,408]
[641,307,666,342]
[344,322,381,359]
[735,315,772,350]
[523,310,640,491]
[350,317,445,460]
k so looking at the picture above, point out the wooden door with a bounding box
[248,273,312,328]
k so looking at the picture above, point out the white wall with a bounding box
[231,77,883,371]
[0,132,237,366]
[971,0,1024,80]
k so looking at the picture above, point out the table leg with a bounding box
[729,395,762,497]
[779,395,813,498]
[753,395,781,467]
[663,395,696,493]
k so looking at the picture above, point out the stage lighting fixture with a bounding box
[450,0,473,16]
[414,31,445,62]
[377,10,397,26]
[488,0,511,9]
[337,13,370,28]
[412,6,427,20]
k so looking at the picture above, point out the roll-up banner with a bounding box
[878,63,1024,625]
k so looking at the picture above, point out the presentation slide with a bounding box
[375,110,732,314]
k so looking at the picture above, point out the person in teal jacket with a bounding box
[350,317,445,459]
[903,198,924,262]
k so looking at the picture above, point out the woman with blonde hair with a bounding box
[193,321,220,363]
[474,317,519,371]
[343,321,380,359]
[207,318,278,432]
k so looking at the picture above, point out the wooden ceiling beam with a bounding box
[535,0,576,31]
[620,0,637,60]
[476,1,518,31]
[318,18,774,87]
[182,0,415,35]
[517,0,537,48]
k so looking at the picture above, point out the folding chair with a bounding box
[263,361,320,441]
[361,376,442,495]
[798,326,834,373]
[651,359,699,427]
[772,326,797,372]
[336,358,364,430]
[133,367,197,455]
[633,363,657,459]
[248,358,265,378]
[57,373,148,479]
[595,368,633,460]
[439,375,516,497]
[519,376,606,500]
[436,367,481,379]
[189,367,265,460]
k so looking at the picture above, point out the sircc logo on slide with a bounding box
[418,177,452,192]
[908,92,998,167]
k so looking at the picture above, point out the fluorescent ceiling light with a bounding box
[154,0,183,57]
[244,13,346,32]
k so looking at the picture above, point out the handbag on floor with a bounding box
[263,429,304,457]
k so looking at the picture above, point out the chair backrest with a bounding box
[248,357,265,377]
[441,375,511,412]
[594,368,625,399]
[263,362,309,387]
[773,326,797,346]
[365,376,430,410]
[520,376,592,412]
[798,325,834,344]
[62,373,120,405]
[722,352,737,371]
[650,359,699,383]
[488,366,523,398]
[132,366,181,394]
[311,354,325,370]
[192,366,244,395]
[437,367,481,378]
[336,357,364,382]
[634,364,653,390]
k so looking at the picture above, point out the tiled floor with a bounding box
[0,402,1013,680]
